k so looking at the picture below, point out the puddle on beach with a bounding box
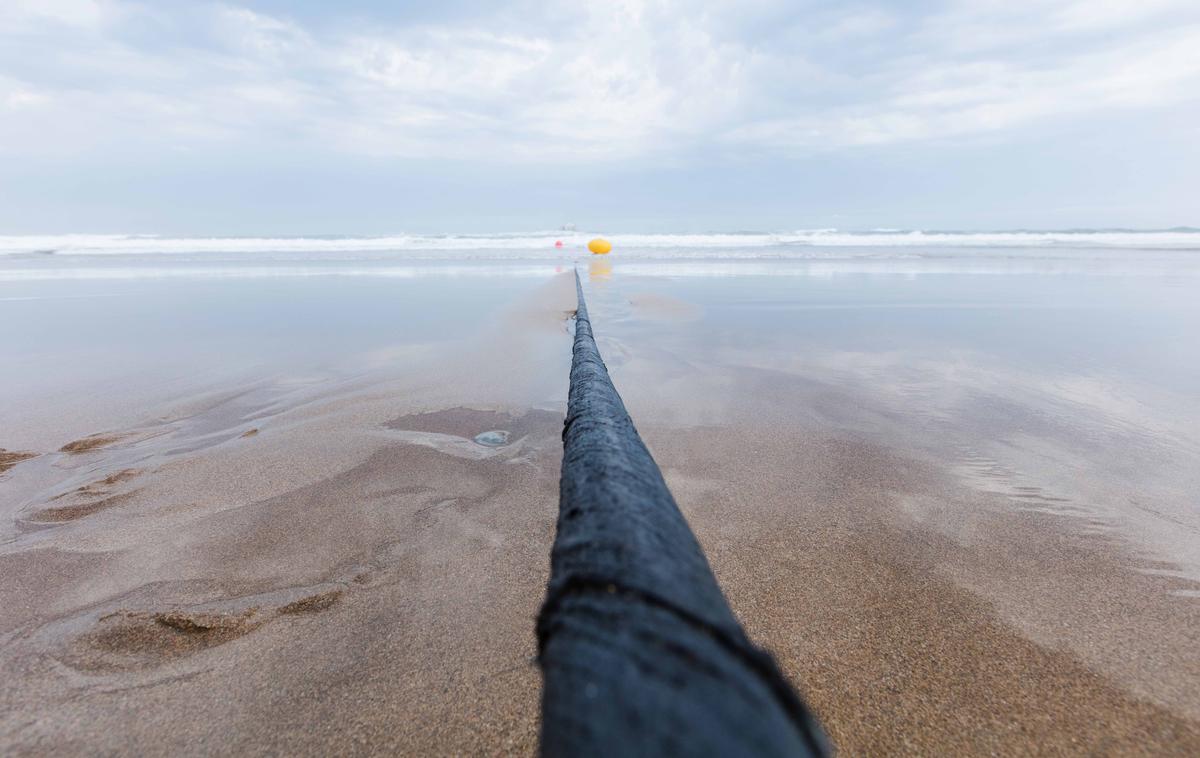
[381,407,562,460]
[473,430,511,447]
[386,407,559,443]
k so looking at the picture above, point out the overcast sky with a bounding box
[2,0,1198,233]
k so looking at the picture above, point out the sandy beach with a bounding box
[2,245,1199,755]
[6,0,1200,751]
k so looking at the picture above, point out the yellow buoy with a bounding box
[588,238,612,255]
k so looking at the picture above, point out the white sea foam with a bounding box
[1,229,1198,257]
[4,257,1197,282]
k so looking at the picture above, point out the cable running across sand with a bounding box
[536,269,829,757]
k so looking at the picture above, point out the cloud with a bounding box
[1,0,1198,162]
[729,21,1200,148]
[0,0,112,29]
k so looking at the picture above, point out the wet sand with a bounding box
[2,261,1200,755]
[597,268,1200,755]
[1,429,560,754]
[648,419,1200,755]
[0,450,38,475]
[0,273,578,755]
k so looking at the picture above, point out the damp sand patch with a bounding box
[380,407,563,459]
[30,492,138,523]
[386,407,560,445]
[57,583,349,672]
[0,449,38,475]
[50,468,141,499]
[59,432,133,454]
[279,588,343,615]
[28,469,145,523]
[56,426,174,456]
[473,430,511,447]
[628,292,701,321]
[69,608,265,671]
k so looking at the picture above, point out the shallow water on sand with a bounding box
[578,253,1200,752]
[584,258,1200,578]
[1,261,571,449]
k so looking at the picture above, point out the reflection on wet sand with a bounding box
[588,256,613,281]
[584,265,1200,753]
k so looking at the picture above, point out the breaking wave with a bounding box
[1,229,1198,257]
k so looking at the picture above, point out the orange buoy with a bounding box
[588,238,612,255]
[555,240,564,248]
